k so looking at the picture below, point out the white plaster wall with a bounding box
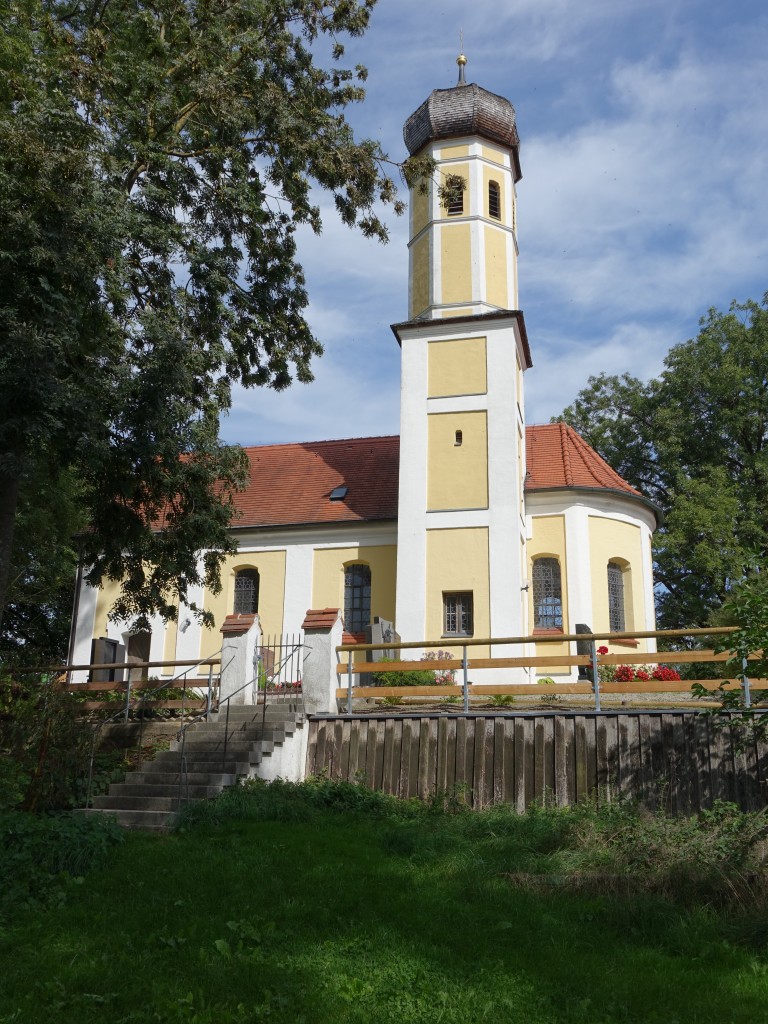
[395,334,429,642]
[70,574,98,683]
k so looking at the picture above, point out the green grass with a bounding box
[1,782,766,1024]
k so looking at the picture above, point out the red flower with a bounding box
[614,665,634,682]
[597,646,609,656]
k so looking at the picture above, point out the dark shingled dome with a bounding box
[404,82,522,181]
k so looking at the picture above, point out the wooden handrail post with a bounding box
[347,654,353,715]
[591,641,601,712]
[206,664,214,716]
[462,646,469,713]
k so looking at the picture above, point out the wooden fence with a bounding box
[306,711,768,813]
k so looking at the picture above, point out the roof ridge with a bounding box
[559,421,574,487]
[242,434,399,453]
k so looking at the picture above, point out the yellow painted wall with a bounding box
[428,336,487,397]
[200,550,287,661]
[484,225,508,308]
[588,516,647,651]
[441,308,473,318]
[311,545,397,627]
[426,527,490,657]
[93,577,123,641]
[439,162,469,220]
[482,165,504,220]
[529,516,570,675]
[480,143,507,165]
[162,608,178,676]
[428,411,488,511]
[410,233,430,318]
[411,179,429,237]
[440,144,470,160]
[441,223,472,305]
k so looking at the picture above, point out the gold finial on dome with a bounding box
[457,29,467,85]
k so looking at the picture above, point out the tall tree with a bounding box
[0,0,415,645]
[558,295,768,628]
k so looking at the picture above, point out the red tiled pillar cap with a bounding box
[221,613,257,636]
[301,608,342,631]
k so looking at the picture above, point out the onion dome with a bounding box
[403,81,522,181]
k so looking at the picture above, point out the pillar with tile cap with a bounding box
[301,608,344,714]
[219,613,262,705]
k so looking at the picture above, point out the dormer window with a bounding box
[329,485,348,501]
[488,180,501,219]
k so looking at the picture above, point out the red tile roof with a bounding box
[231,436,399,529]
[524,423,642,497]
[230,426,642,530]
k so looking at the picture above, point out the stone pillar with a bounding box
[219,613,262,705]
[301,608,344,714]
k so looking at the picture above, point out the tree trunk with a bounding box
[0,469,21,634]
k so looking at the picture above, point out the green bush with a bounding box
[371,657,436,687]
[0,810,123,919]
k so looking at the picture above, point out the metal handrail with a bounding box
[83,651,223,807]
[173,639,304,807]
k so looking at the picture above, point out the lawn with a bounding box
[1,781,766,1024]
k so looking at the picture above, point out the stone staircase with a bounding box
[81,703,305,830]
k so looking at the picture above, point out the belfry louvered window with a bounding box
[344,564,371,634]
[488,180,501,219]
[234,569,260,614]
[532,558,563,630]
[607,562,626,632]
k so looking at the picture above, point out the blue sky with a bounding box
[221,0,768,447]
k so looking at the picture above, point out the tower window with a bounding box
[488,180,501,219]
[234,568,260,615]
[532,557,563,630]
[455,429,463,446]
[344,563,371,634]
[440,173,466,216]
[607,561,626,632]
[443,592,474,636]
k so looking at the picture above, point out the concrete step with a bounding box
[171,733,284,753]
[127,771,236,786]
[107,783,223,800]
[92,794,184,812]
[145,757,254,775]
[153,747,263,764]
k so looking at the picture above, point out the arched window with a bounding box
[607,561,626,632]
[532,557,563,630]
[234,568,260,615]
[344,564,371,634]
[488,180,501,219]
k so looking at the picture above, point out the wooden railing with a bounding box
[335,627,766,713]
[55,657,221,717]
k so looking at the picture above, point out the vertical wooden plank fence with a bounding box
[305,711,768,813]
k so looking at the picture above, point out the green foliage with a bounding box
[692,569,768,740]
[2,786,768,1022]
[0,676,94,811]
[372,657,438,687]
[0,809,123,920]
[558,295,768,628]
[0,0,413,637]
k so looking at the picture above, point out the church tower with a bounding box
[393,58,532,662]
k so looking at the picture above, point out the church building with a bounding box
[69,60,659,683]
